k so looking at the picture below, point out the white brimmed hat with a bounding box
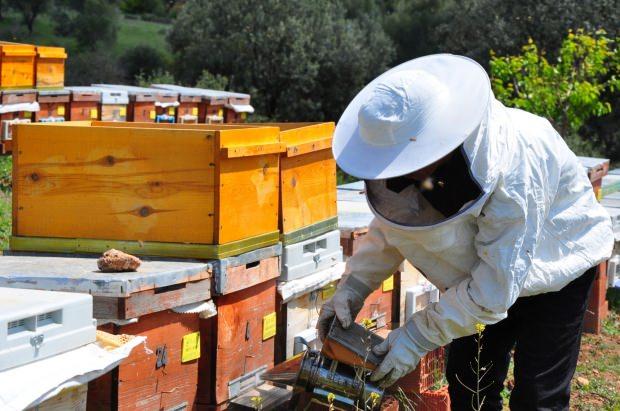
[333,54,490,180]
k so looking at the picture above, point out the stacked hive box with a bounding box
[222,91,254,123]
[8,121,288,409]
[0,42,36,90]
[151,84,210,124]
[578,156,611,334]
[0,89,37,154]
[66,87,101,121]
[34,89,70,122]
[34,46,67,89]
[603,168,620,289]
[265,122,343,362]
[93,84,179,123]
[190,87,235,123]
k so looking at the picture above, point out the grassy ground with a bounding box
[0,12,171,59]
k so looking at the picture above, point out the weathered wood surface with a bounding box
[0,253,210,297]
[94,278,211,319]
[27,384,87,411]
[199,279,277,406]
[89,310,200,410]
[210,244,281,292]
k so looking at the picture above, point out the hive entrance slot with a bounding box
[245,261,260,269]
[154,283,186,294]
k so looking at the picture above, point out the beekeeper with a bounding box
[317,54,613,410]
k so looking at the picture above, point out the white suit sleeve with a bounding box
[340,218,405,296]
[410,172,548,348]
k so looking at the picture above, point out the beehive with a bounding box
[34,46,67,89]
[0,42,35,89]
[0,89,37,153]
[151,84,204,124]
[356,276,396,331]
[93,84,161,122]
[198,279,278,407]
[66,87,101,121]
[224,92,253,123]
[10,121,283,259]
[34,89,70,122]
[89,310,202,411]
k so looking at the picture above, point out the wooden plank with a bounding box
[280,149,337,235]
[199,279,277,406]
[221,142,286,158]
[217,153,280,244]
[216,255,278,296]
[123,278,211,319]
[13,124,216,244]
[10,231,279,260]
[0,43,36,89]
[285,137,331,157]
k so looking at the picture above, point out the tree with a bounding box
[195,70,228,90]
[433,0,619,67]
[54,0,119,51]
[490,30,620,155]
[135,69,174,87]
[121,45,166,82]
[7,0,50,34]
[168,0,394,121]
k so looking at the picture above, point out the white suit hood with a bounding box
[340,96,614,351]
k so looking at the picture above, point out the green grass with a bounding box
[0,12,171,59]
[0,192,9,250]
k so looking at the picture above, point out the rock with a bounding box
[97,249,141,272]
[576,376,590,387]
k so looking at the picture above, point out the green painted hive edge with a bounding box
[280,216,339,246]
[35,86,65,90]
[9,231,280,260]
[0,85,35,90]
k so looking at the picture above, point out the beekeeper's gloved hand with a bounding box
[317,276,371,341]
[370,319,438,388]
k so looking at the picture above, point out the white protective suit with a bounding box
[340,97,614,356]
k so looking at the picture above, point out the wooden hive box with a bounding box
[92,84,160,122]
[0,42,36,89]
[177,93,201,124]
[34,89,70,122]
[66,87,101,121]
[272,122,338,245]
[224,94,252,123]
[356,275,397,331]
[10,121,283,259]
[34,46,67,89]
[201,94,226,124]
[153,89,179,123]
[0,253,214,410]
[98,88,129,121]
[0,89,36,153]
[199,279,278,408]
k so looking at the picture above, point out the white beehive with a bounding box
[280,229,343,281]
[0,287,96,371]
[404,284,440,322]
[608,255,620,288]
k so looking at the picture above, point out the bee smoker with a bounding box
[262,319,385,410]
[291,349,384,410]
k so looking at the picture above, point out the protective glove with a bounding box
[317,276,371,341]
[370,319,437,388]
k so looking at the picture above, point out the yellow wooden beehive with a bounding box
[11,121,284,258]
[0,42,36,89]
[35,46,67,89]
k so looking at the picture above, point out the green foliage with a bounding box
[6,0,50,34]
[121,0,166,16]
[195,70,228,90]
[135,69,174,86]
[168,0,394,121]
[121,44,166,82]
[0,156,11,193]
[66,49,123,85]
[0,192,10,251]
[490,30,620,155]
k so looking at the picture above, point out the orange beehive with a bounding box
[34,89,70,122]
[67,87,101,121]
[89,311,202,411]
[224,94,252,123]
[198,279,278,408]
[0,42,35,89]
[10,121,283,259]
[34,46,67,89]
[0,89,36,154]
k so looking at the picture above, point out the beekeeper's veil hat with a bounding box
[333,54,490,180]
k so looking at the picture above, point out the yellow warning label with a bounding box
[321,284,336,300]
[218,109,224,117]
[90,109,98,119]
[181,331,200,362]
[168,107,175,115]
[192,107,199,116]
[57,106,65,116]
[119,107,126,117]
[262,312,277,340]
[149,110,156,120]
[382,275,394,292]
[241,112,247,120]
